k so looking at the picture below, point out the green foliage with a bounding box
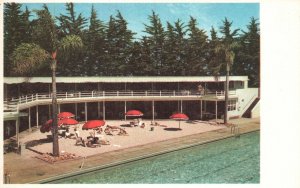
[143,11,166,75]
[32,4,58,53]
[186,17,208,75]
[232,17,260,87]
[105,11,134,75]
[11,43,50,76]
[4,3,26,76]
[4,3,260,87]
[57,3,87,37]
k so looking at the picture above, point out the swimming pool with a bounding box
[52,131,260,184]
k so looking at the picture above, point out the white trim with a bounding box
[4,76,249,84]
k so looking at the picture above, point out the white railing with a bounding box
[4,90,236,111]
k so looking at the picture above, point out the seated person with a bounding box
[64,128,71,138]
[74,128,80,138]
[138,118,143,127]
[97,127,103,134]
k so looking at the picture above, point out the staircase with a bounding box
[242,98,260,118]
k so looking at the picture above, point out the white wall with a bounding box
[228,88,258,118]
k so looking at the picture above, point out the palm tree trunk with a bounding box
[51,59,59,156]
[224,62,229,124]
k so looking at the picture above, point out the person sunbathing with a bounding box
[104,127,113,135]
[118,128,129,136]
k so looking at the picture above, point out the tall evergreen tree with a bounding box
[84,5,107,76]
[20,6,33,43]
[143,11,165,75]
[4,3,24,76]
[57,3,87,38]
[209,17,239,76]
[127,41,153,76]
[164,20,188,75]
[207,26,221,76]
[186,16,208,76]
[105,11,134,75]
[233,17,260,87]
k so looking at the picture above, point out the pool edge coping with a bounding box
[29,129,260,184]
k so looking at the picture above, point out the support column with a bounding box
[98,102,100,119]
[103,101,106,121]
[124,101,127,121]
[36,105,39,128]
[75,103,78,119]
[216,100,218,121]
[180,100,183,113]
[152,100,155,122]
[58,104,61,113]
[85,102,87,122]
[28,108,31,132]
[48,105,51,119]
[200,100,203,120]
[16,118,20,148]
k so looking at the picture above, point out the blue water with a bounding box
[53,131,260,184]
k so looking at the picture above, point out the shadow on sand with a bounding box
[120,124,132,128]
[164,128,182,131]
[25,137,52,148]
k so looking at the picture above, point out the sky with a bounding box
[21,3,259,40]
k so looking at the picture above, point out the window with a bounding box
[227,99,237,111]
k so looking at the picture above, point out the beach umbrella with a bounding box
[59,118,78,126]
[40,118,78,133]
[82,120,106,130]
[125,110,143,117]
[40,119,53,133]
[169,113,189,129]
[58,112,75,119]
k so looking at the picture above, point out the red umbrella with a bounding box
[169,113,189,129]
[40,119,53,133]
[82,120,106,130]
[59,118,78,126]
[40,118,78,133]
[58,112,75,119]
[125,110,143,117]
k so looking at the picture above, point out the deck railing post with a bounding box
[145,91,147,96]
[36,93,38,100]
[103,91,105,97]
[92,91,94,97]
[173,90,175,96]
[25,96,27,103]
[131,91,133,96]
[160,91,161,96]
[66,92,68,98]
[79,92,81,98]
[32,94,33,102]
[117,91,119,96]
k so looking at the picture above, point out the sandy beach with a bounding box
[19,120,226,158]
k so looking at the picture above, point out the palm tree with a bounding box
[213,42,236,124]
[12,37,83,157]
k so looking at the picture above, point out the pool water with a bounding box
[53,131,260,184]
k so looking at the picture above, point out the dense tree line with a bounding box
[4,3,260,87]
